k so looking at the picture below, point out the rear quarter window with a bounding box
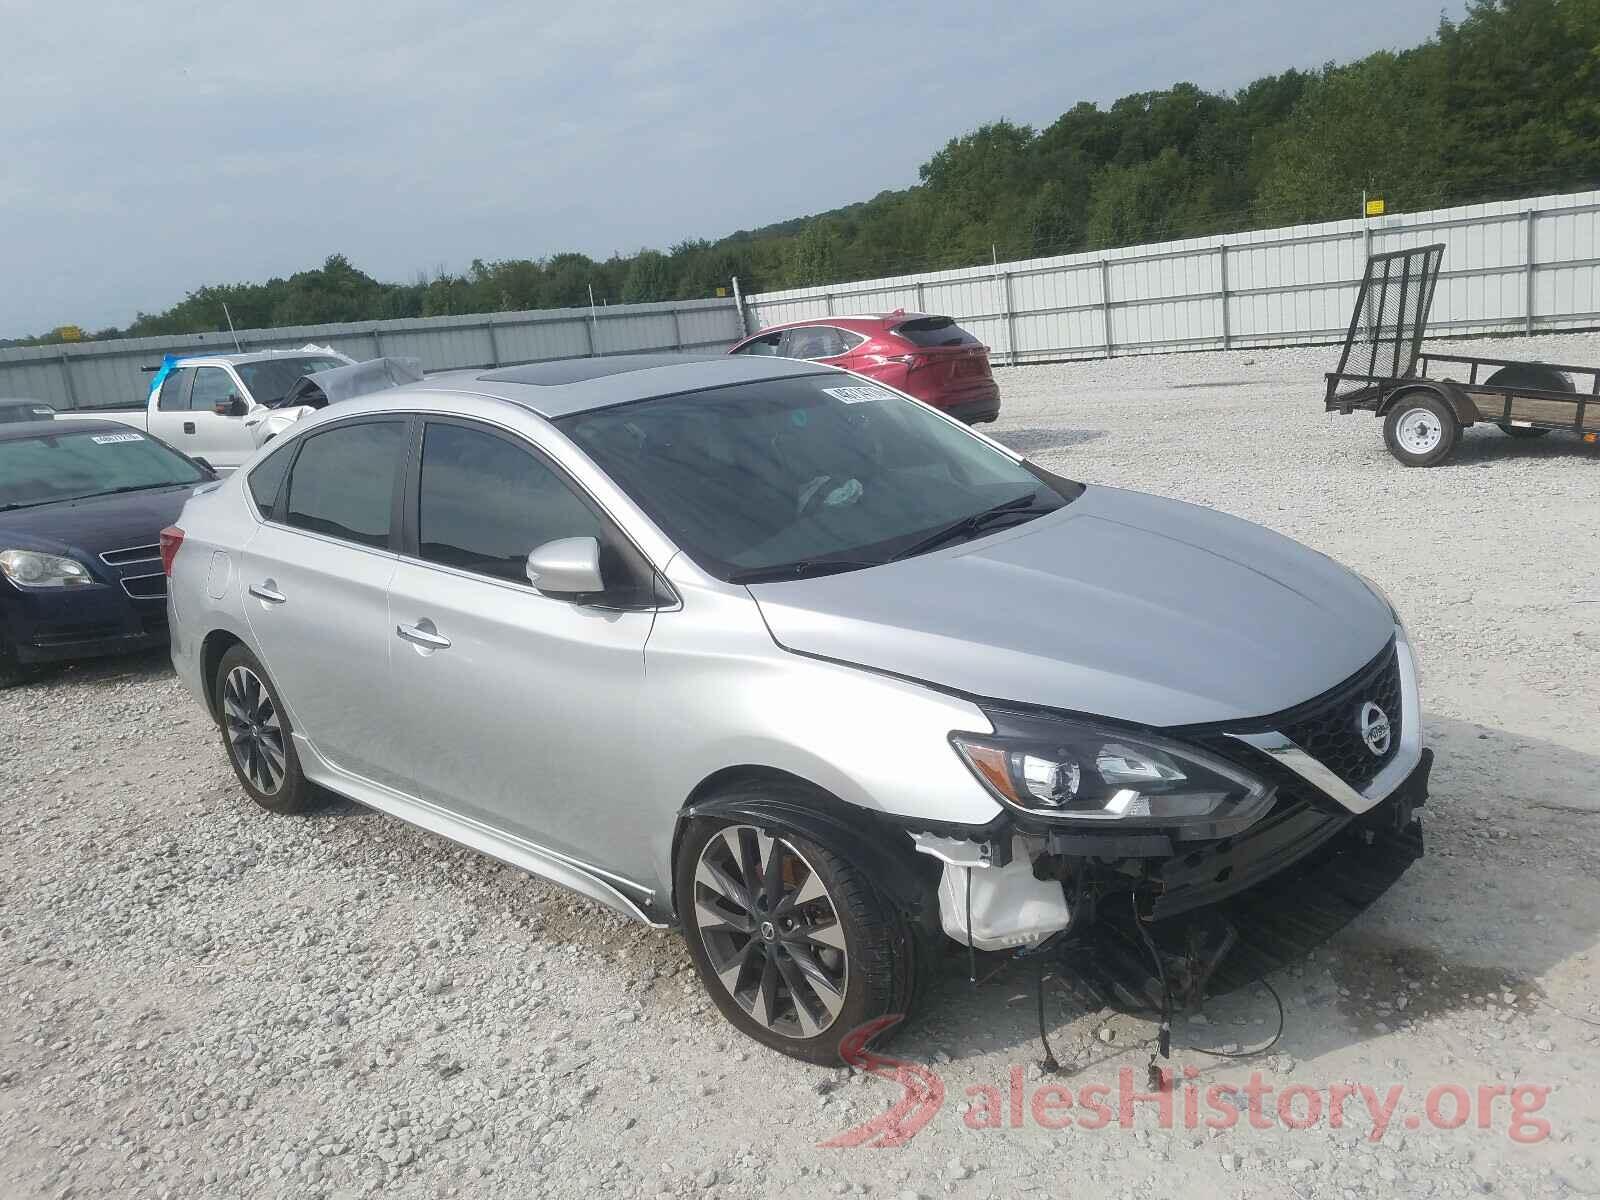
[281,420,407,549]
[893,317,981,348]
[247,443,294,514]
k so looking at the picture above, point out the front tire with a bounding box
[1384,393,1460,467]
[214,645,318,814]
[677,812,920,1065]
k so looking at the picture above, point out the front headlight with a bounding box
[951,713,1275,840]
[0,549,95,589]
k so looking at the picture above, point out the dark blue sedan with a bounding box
[0,420,216,686]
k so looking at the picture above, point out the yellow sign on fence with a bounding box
[54,325,84,342]
[1364,197,1386,217]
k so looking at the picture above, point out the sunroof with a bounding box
[479,354,723,386]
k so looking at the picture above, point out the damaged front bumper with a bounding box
[913,629,1430,957]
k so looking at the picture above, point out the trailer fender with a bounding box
[1378,381,1477,427]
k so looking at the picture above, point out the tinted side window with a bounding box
[733,331,784,357]
[247,444,294,514]
[418,422,603,583]
[157,368,193,412]
[190,367,236,412]
[283,421,406,549]
[781,326,849,359]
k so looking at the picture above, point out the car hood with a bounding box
[0,484,201,560]
[747,485,1394,728]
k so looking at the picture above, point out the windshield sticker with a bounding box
[823,385,890,405]
[90,432,144,445]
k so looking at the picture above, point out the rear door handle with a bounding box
[396,622,451,650]
[183,421,196,434]
[248,582,286,604]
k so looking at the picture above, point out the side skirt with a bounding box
[293,734,668,929]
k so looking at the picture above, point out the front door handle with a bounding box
[396,621,451,650]
[183,421,196,434]
[248,582,286,604]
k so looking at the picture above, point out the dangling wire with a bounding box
[1131,890,1172,1091]
[1036,956,1060,1073]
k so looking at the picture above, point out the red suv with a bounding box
[729,311,1000,423]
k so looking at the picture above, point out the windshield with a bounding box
[558,375,1076,581]
[0,429,206,510]
[236,357,348,406]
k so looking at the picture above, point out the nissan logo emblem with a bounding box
[1359,702,1392,757]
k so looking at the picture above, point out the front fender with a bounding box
[1378,380,1477,426]
[680,781,944,921]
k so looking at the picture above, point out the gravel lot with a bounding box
[4,332,1599,1200]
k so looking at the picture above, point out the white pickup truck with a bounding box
[57,347,354,472]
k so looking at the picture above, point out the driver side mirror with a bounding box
[213,395,248,417]
[525,536,604,599]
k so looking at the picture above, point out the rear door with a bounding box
[144,367,194,444]
[779,325,853,364]
[239,415,412,790]
[385,417,660,878]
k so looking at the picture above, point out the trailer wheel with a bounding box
[1384,393,1460,467]
[1484,365,1570,440]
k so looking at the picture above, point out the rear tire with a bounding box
[677,804,924,1065]
[214,644,320,815]
[1383,393,1460,467]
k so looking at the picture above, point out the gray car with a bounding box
[165,354,1430,1064]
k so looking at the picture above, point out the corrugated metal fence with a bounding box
[744,188,1600,363]
[8,188,1599,410]
[0,298,745,411]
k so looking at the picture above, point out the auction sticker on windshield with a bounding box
[823,385,891,405]
[91,432,145,445]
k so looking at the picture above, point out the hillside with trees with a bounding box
[10,0,1597,347]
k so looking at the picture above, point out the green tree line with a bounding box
[10,0,1597,347]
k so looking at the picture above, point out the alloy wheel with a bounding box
[222,666,287,795]
[693,826,849,1039]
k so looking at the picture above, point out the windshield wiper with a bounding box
[728,557,883,584]
[0,482,184,511]
[889,492,1051,562]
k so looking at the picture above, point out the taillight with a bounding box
[159,526,185,576]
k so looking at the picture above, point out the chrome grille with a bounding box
[1280,645,1403,790]
[100,544,161,567]
[120,572,166,600]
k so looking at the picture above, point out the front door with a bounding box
[183,366,265,471]
[385,418,660,885]
[239,416,411,789]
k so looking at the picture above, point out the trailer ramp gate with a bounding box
[1327,244,1446,406]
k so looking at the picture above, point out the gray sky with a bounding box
[2,0,1451,337]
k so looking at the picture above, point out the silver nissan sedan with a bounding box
[164,354,1430,1064]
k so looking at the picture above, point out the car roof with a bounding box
[395,353,833,419]
[0,418,127,442]
[169,348,348,369]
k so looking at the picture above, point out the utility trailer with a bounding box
[1325,243,1600,466]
